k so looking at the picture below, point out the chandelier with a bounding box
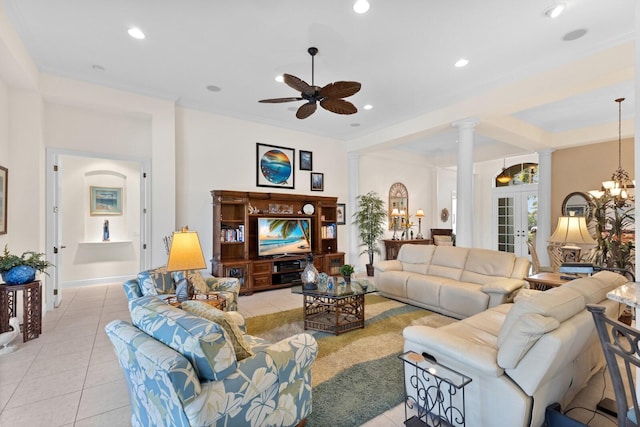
[589,98,634,206]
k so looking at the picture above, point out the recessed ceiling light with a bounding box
[562,28,588,41]
[350,123,361,127]
[92,64,105,72]
[544,3,565,19]
[206,85,221,92]
[127,27,145,40]
[275,75,284,83]
[353,0,370,14]
[454,58,469,68]
[363,104,373,110]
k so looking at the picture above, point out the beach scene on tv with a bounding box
[258,218,311,256]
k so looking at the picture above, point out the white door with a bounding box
[493,187,538,257]
[45,151,63,309]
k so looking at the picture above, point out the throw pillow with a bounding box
[138,266,176,296]
[130,296,237,381]
[433,235,453,246]
[189,271,209,294]
[181,300,254,361]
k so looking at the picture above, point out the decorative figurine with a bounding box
[103,220,110,242]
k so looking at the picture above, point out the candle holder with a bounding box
[415,209,424,239]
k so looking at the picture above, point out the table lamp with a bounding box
[391,208,400,240]
[167,226,207,301]
[547,215,596,263]
[415,209,425,239]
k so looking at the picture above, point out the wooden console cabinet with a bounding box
[211,190,344,294]
[383,239,433,260]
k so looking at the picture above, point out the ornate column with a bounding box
[452,119,477,248]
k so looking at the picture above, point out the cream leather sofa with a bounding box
[374,244,530,319]
[403,271,627,427]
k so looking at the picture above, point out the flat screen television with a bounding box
[258,217,311,257]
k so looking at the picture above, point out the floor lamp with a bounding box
[166,227,207,302]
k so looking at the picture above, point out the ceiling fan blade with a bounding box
[284,74,315,96]
[320,98,357,115]
[296,102,317,119]
[319,81,361,99]
[258,97,303,103]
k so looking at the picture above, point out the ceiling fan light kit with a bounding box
[259,47,362,119]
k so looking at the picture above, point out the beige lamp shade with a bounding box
[391,208,400,216]
[166,228,207,272]
[416,209,425,217]
[548,216,596,247]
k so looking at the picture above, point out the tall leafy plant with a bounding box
[353,191,386,274]
[590,194,635,271]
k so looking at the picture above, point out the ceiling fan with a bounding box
[259,47,361,119]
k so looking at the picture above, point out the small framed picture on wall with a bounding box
[336,203,346,225]
[311,172,324,191]
[300,150,312,171]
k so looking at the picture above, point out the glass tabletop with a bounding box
[291,278,376,297]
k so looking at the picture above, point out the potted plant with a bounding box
[339,264,355,284]
[0,245,54,285]
[353,191,386,276]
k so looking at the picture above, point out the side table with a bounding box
[524,272,570,291]
[399,350,471,426]
[0,280,42,342]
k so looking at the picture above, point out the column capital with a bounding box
[451,118,479,129]
[537,148,556,157]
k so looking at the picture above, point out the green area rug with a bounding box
[246,294,455,427]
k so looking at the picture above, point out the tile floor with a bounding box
[0,283,620,427]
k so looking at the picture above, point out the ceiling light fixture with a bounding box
[589,98,634,207]
[544,3,565,19]
[206,85,221,92]
[454,58,469,68]
[127,27,145,40]
[353,0,370,14]
[275,75,284,83]
[363,104,373,110]
[496,159,512,184]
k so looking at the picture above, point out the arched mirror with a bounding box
[388,182,408,230]
[562,191,593,220]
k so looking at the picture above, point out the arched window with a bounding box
[495,163,539,187]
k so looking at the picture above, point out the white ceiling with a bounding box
[0,0,635,166]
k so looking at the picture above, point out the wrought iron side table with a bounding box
[0,280,42,342]
[399,350,472,427]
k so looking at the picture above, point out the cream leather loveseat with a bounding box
[403,271,627,427]
[374,244,530,319]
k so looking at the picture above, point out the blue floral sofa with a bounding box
[106,295,317,427]
[123,267,240,311]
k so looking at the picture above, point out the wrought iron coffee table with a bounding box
[291,279,376,335]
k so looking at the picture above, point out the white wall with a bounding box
[0,80,8,251]
[176,107,350,268]
[356,150,435,270]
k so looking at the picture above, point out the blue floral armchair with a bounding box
[106,295,317,427]
[123,267,240,311]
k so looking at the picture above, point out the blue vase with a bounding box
[1,266,36,285]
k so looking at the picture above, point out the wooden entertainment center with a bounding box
[211,190,344,295]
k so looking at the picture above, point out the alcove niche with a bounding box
[59,155,141,286]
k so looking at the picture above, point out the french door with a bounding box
[493,186,538,257]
